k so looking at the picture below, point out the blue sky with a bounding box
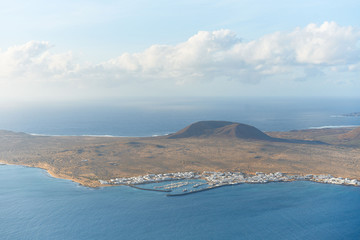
[0,0,359,101]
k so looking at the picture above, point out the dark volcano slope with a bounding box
[167,121,271,140]
[167,121,325,144]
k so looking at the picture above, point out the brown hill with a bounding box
[167,121,273,140]
[338,127,360,141]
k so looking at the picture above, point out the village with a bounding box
[100,171,360,189]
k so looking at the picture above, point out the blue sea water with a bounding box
[1,165,360,240]
[1,97,360,239]
[0,97,359,136]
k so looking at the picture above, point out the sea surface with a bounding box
[1,97,360,239]
[1,97,359,136]
[1,165,360,240]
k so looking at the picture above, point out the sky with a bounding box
[0,0,359,102]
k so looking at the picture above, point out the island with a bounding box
[0,121,359,190]
[341,112,360,117]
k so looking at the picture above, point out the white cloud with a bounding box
[0,21,359,100]
[291,22,359,65]
[99,21,360,83]
[349,63,360,71]
[0,41,76,82]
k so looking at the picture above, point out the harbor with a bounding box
[100,171,360,196]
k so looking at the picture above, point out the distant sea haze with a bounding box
[0,97,359,136]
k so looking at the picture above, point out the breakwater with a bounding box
[128,185,171,192]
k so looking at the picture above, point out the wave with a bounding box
[29,133,128,137]
[309,125,359,129]
[28,133,171,138]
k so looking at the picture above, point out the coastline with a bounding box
[0,160,103,188]
[1,160,359,193]
[1,123,360,192]
[102,171,360,194]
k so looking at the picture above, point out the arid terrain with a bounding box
[0,121,359,187]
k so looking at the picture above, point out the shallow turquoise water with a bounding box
[1,165,360,240]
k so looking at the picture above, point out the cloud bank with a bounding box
[96,21,360,85]
[0,21,359,99]
[0,41,76,81]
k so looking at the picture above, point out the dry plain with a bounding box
[0,121,359,187]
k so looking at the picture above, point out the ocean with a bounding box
[1,97,359,136]
[0,97,360,239]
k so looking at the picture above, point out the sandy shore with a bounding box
[0,160,103,187]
